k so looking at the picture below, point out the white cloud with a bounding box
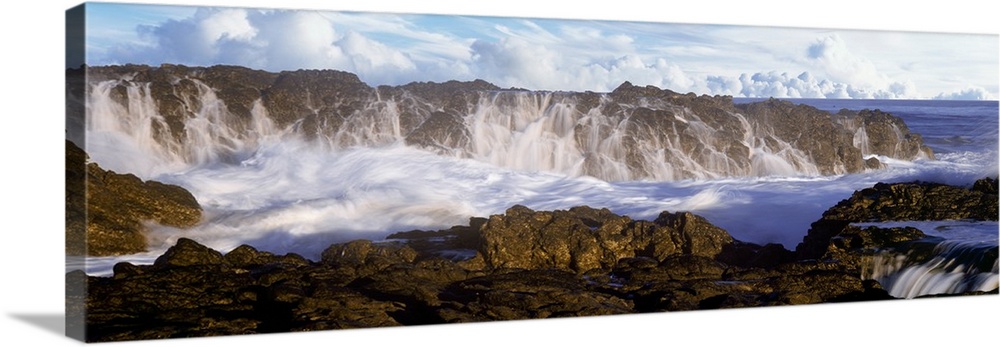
[807,34,887,89]
[796,34,924,99]
[469,37,563,89]
[735,71,824,98]
[112,9,426,85]
[468,35,700,92]
[248,11,346,70]
[559,25,634,51]
[706,75,741,96]
[696,35,930,99]
[200,9,256,43]
[703,69,924,100]
[934,87,996,100]
[464,21,700,92]
[337,31,417,82]
[93,8,996,100]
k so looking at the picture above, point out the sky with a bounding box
[79,2,998,100]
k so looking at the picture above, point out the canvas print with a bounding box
[65,1,999,342]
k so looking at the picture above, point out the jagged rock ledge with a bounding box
[70,64,934,180]
[77,178,998,341]
[65,140,202,256]
[797,177,999,264]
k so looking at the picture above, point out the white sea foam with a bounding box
[74,82,999,277]
[81,81,886,182]
[853,221,1000,243]
[74,141,993,277]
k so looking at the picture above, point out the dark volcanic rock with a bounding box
[439,269,634,322]
[78,176,996,342]
[818,225,928,270]
[82,205,911,342]
[85,238,408,342]
[854,109,934,159]
[973,177,999,195]
[86,263,260,340]
[796,178,999,261]
[865,157,885,170]
[478,205,733,274]
[404,111,471,149]
[612,254,727,283]
[609,81,683,102]
[288,285,404,331]
[66,141,88,256]
[66,140,203,256]
[739,99,867,174]
[263,69,374,132]
[153,238,225,269]
[320,240,419,280]
[385,217,485,261]
[653,211,735,257]
[76,65,935,181]
[716,241,796,269]
[223,244,310,268]
[821,180,997,222]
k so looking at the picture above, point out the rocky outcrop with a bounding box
[74,65,934,180]
[70,155,998,342]
[477,205,732,273]
[739,99,867,173]
[835,109,934,159]
[786,178,999,301]
[83,204,909,342]
[823,179,998,222]
[796,178,999,261]
[65,140,203,256]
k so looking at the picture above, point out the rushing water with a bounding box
[80,79,918,181]
[853,221,999,298]
[774,99,999,297]
[69,79,999,297]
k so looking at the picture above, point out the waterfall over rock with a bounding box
[69,64,934,181]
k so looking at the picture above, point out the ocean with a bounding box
[68,85,999,296]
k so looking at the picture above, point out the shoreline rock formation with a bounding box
[77,178,998,342]
[67,64,988,342]
[797,177,999,263]
[69,64,933,181]
[65,140,202,256]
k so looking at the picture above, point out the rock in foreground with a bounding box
[66,140,203,256]
[83,204,908,342]
[796,177,999,262]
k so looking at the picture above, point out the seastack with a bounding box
[70,64,934,181]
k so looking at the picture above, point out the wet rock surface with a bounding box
[81,178,1000,342]
[796,177,999,262]
[837,109,934,159]
[70,64,985,341]
[75,65,933,180]
[65,140,203,256]
[477,205,733,273]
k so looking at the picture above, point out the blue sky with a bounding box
[80,2,999,100]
